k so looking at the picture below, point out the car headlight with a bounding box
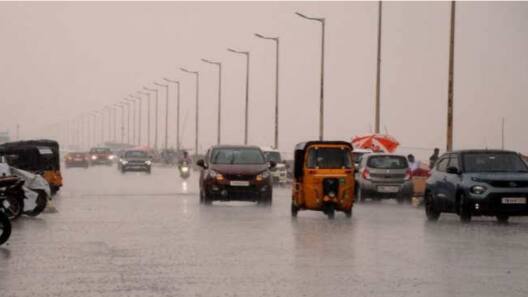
[145,160,152,165]
[256,171,270,181]
[470,185,487,195]
[208,170,223,181]
[91,155,97,160]
[108,155,115,160]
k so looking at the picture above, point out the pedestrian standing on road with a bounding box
[407,154,419,172]
[429,148,440,169]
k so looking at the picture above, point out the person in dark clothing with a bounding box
[429,148,440,169]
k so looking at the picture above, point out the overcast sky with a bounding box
[0,1,526,159]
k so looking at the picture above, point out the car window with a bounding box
[125,151,147,158]
[436,157,449,172]
[263,151,282,163]
[448,155,460,171]
[367,155,408,169]
[463,152,528,172]
[210,148,265,165]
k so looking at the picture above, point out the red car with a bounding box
[89,147,114,166]
[65,152,89,168]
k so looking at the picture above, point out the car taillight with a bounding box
[362,168,371,180]
[404,169,411,180]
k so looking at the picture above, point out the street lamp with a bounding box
[255,33,280,149]
[296,11,326,141]
[227,48,250,145]
[154,82,170,150]
[164,78,181,151]
[201,58,222,145]
[180,67,200,156]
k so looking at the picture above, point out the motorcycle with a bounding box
[0,176,25,221]
[179,161,191,179]
[10,167,50,217]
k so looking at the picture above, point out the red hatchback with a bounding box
[65,152,89,168]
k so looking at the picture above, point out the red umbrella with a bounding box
[352,134,400,153]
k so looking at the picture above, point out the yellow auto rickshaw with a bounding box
[291,141,355,219]
[0,140,63,194]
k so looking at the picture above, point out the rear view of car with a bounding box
[262,149,288,185]
[89,147,114,166]
[64,152,89,168]
[357,154,413,203]
[118,150,152,174]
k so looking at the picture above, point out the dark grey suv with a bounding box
[425,150,528,223]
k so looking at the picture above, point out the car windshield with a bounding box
[263,151,282,163]
[91,148,111,154]
[367,155,408,169]
[125,151,147,158]
[210,148,265,165]
[306,147,352,169]
[463,152,528,172]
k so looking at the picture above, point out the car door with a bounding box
[433,156,450,211]
[444,154,461,212]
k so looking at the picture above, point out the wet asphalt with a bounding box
[1,165,528,297]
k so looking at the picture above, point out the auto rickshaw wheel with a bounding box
[458,194,472,223]
[291,202,299,217]
[324,203,335,219]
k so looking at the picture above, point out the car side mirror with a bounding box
[269,160,277,169]
[196,159,206,169]
[446,166,459,174]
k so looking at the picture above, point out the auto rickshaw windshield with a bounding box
[306,147,352,169]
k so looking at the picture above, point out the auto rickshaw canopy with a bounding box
[293,141,353,181]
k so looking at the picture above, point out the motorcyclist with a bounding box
[178,151,192,168]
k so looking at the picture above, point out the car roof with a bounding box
[211,145,262,150]
[365,153,406,158]
[446,149,519,155]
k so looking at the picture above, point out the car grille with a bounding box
[225,186,259,199]
[487,180,528,188]
[370,173,406,179]
[225,174,255,181]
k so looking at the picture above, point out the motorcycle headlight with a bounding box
[145,160,152,165]
[120,159,128,165]
[470,185,487,195]
[181,167,189,172]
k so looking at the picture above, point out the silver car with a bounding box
[356,153,413,203]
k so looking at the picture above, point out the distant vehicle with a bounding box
[89,147,114,166]
[0,139,63,194]
[64,152,89,168]
[352,148,372,170]
[262,147,288,185]
[179,160,191,179]
[118,150,152,174]
[197,145,274,206]
[425,150,528,223]
[356,153,413,203]
[291,141,355,219]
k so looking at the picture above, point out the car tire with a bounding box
[291,201,299,217]
[202,190,212,205]
[496,215,509,224]
[344,208,352,218]
[425,191,440,221]
[0,212,12,246]
[259,190,273,207]
[458,194,472,223]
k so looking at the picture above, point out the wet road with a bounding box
[1,166,528,297]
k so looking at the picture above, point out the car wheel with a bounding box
[424,191,440,221]
[291,201,299,217]
[496,215,509,224]
[344,208,352,218]
[458,194,472,223]
[202,190,212,205]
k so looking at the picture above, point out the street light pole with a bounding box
[255,33,280,149]
[446,0,456,152]
[164,78,181,151]
[123,99,132,145]
[180,68,200,156]
[116,103,125,144]
[144,87,159,150]
[296,11,326,141]
[154,82,170,150]
[139,91,151,147]
[126,97,136,145]
[201,58,222,145]
[132,94,143,145]
[374,1,382,134]
[227,48,250,145]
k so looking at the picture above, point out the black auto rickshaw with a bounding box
[291,141,355,219]
[0,139,63,194]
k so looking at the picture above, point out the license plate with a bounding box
[230,181,250,187]
[501,197,526,204]
[377,186,400,193]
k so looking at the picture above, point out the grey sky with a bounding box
[0,1,526,159]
